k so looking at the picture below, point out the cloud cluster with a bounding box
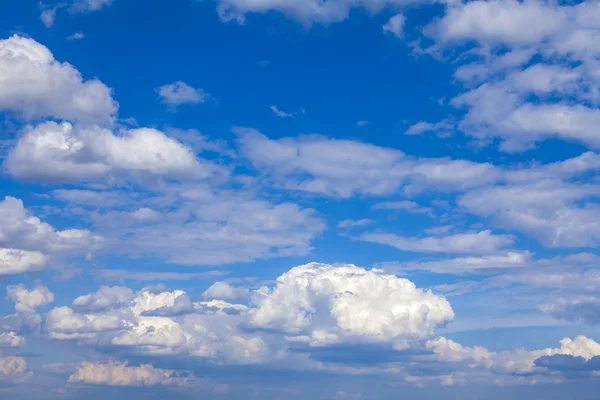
[44,263,453,362]
[418,0,600,151]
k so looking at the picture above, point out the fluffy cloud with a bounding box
[0,332,25,347]
[236,128,499,198]
[359,230,513,255]
[0,196,101,276]
[202,282,250,301]
[68,361,193,386]
[5,121,218,184]
[45,286,269,364]
[248,263,454,349]
[156,81,209,109]
[7,284,55,313]
[0,35,117,124]
[72,286,134,311]
[0,357,32,384]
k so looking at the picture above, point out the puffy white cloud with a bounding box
[235,128,499,198]
[383,13,405,38]
[202,282,250,301]
[0,35,117,124]
[0,357,32,384]
[45,306,129,337]
[68,361,193,386]
[5,121,217,184]
[156,81,208,109]
[359,230,513,255]
[72,286,134,311]
[426,0,566,47]
[0,196,101,276]
[248,263,454,349]
[0,249,47,276]
[7,284,54,313]
[0,332,25,347]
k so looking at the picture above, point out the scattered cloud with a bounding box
[156,81,209,109]
[382,13,405,38]
[67,31,85,40]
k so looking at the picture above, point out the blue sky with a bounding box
[2,0,600,398]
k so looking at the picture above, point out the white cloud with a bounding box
[67,31,85,40]
[40,6,61,28]
[79,185,325,266]
[72,286,134,311]
[216,0,427,24]
[68,361,193,386]
[7,284,54,313]
[270,105,293,117]
[202,282,250,301]
[0,196,101,276]
[372,200,432,215]
[235,128,499,198]
[382,251,531,275]
[0,357,32,384]
[0,249,47,277]
[459,181,600,248]
[248,263,454,349]
[356,120,369,127]
[70,0,114,13]
[418,0,600,150]
[538,296,600,325]
[337,219,374,229]
[0,35,117,124]
[45,306,128,337]
[428,335,600,374]
[156,81,208,108]
[359,230,513,255]
[0,332,25,347]
[5,121,219,184]
[383,13,405,38]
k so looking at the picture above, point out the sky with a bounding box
[2,0,600,398]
